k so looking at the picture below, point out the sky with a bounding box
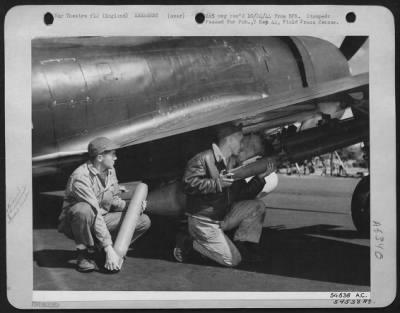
[348,39,369,75]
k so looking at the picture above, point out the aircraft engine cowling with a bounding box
[289,36,350,84]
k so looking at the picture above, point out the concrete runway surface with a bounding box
[33,174,370,291]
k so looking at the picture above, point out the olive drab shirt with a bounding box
[59,162,125,248]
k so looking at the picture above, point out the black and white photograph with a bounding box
[31,34,371,290]
[5,5,396,309]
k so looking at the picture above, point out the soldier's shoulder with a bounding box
[190,149,213,162]
[70,163,91,179]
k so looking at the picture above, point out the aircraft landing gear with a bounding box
[351,175,370,237]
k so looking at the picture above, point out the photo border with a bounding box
[4,3,397,309]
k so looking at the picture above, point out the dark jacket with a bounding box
[182,147,265,221]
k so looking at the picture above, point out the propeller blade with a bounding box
[340,36,368,60]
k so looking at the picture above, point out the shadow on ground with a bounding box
[241,224,370,286]
[34,249,76,269]
[131,218,370,286]
[34,212,370,287]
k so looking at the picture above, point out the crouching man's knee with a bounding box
[224,258,241,268]
[70,202,96,224]
[253,199,266,215]
[221,251,242,268]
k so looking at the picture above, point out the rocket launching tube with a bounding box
[230,157,278,180]
[113,182,148,267]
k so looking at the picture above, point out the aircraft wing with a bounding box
[33,72,368,166]
[113,72,369,145]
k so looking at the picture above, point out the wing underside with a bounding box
[33,72,368,169]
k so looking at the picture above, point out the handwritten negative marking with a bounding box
[7,185,29,224]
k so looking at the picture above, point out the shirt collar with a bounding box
[212,143,227,167]
[87,161,110,177]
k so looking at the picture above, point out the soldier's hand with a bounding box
[106,198,126,212]
[119,185,128,193]
[219,171,234,188]
[104,246,121,272]
[115,199,126,211]
[141,200,147,213]
[258,159,276,179]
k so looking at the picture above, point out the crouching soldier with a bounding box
[175,123,274,267]
[58,137,151,273]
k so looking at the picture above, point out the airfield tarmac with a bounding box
[33,174,370,291]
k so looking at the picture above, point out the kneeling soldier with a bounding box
[177,123,274,267]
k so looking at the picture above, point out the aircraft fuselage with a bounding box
[32,36,350,178]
